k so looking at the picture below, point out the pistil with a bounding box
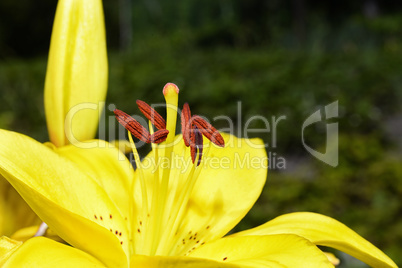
[150,83,179,255]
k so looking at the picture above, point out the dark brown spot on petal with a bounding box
[223,257,227,261]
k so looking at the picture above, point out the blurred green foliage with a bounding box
[0,59,46,139]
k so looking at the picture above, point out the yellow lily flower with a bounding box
[0,0,107,240]
[0,84,397,267]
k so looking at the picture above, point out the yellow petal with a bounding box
[0,176,39,236]
[45,0,107,147]
[130,255,238,268]
[2,237,105,267]
[57,140,134,227]
[0,130,128,267]
[169,133,267,254]
[231,212,397,268]
[135,133,267,255]
[189,234,333,267]
[11,225,63,243]
[10,226,42,242]
[0,236,22,266]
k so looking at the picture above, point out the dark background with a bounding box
[1,1,402,266]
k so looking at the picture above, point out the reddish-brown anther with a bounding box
[190,125,203,166]
[192,115,225,147]
[114,109,151,143]
[181,103,192,147]
[150,129,169,144]
[136,100,166,130]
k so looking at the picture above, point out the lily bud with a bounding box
[44,0,107,147]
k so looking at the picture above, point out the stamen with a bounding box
[144,122,161,255]
[113,82,227,256]
[191,115,225,147]
[190,125,203,166]
[34,222,48,237]
[150,129,169,144]
[157,151,200,254]
[136,100,166,130]
[180,103,224,154]
[127,131,149,229]
[181,103,191,147]
[165,142,212,256]
[114,109,151,143]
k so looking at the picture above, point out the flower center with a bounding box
[114,83,224,256]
